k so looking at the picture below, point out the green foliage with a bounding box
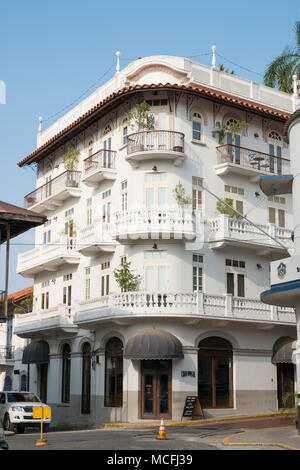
[173,182,192,207]
[212,120,248,144]
[114,261,141,292]
[281,392,297,412]
[62,146,80,171]
[218,64,234,75]
[13,295,34,314]
[264,21,300,93]
[128,101,153,131]
[216,198,242,219]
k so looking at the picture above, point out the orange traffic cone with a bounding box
[157,417,166,439]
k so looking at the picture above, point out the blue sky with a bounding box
[0,0,299,293]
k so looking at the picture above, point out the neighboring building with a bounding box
[13,55,297,428]
[0,286,33,392]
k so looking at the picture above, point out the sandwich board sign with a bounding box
[182,396,204,420]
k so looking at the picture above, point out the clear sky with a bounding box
[0,0,299,293]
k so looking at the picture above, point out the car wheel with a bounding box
[3,414,14,432]
[16,425,25,434]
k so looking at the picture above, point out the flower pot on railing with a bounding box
[65,180,79,188]
[173,146,183,153]
[26,197,36,206]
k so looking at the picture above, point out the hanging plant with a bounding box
[212,120,248,144]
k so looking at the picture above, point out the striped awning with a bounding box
[124,329,183,360]
[272,337,295,364]
[22,341,49,364]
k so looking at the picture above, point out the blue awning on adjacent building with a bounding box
[259,174,293,197]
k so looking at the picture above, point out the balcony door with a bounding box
[226,119,241,164]
[268,131,283,174]
[141,360,172,419]
[144,251,168,293]
[144,173,168,210]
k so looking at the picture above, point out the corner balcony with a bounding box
[24,170,81,213]
[126,130,186,167]
[82,149,117,187]
[78,221,116,256]
[215,145,290,181]
[17,236,80,278]
[111,208,197,244]
[207,214,293,256]
[0,345,14,365]
[74,292,295,328]
[14,304,78,339]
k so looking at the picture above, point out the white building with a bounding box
[13,55,297,428]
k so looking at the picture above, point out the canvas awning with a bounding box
[22,341,49,364]
[124,329,183,360]
[272,337,295,364]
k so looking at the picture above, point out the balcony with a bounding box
[17,235,80,278]
[82,149,117,187]
[24,171,81,213]
[111,208,197,244]
[126,130,186,167]
[215,145,290,181]
[78,221,116,256]
[14,304,78,339]
[207,214,293,256]
[74,292,295,328]
[0,345,14,365]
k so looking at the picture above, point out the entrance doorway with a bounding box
[38,364,48,403]
[141,360,172,419]
[277,363,295,409]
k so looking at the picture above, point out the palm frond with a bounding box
[264,46,300,92]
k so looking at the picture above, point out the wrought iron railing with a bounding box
[127,130,184,155]
[83,149,116,174]
[24,171,81,209]
[216,144,290,175]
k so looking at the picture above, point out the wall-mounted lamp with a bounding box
[255,192,260,197]
[152,166,157,172]
[256,264,262,270]
[254,133,259,138]
[152,243,158,250]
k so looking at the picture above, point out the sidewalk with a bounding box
[103,411,296,429]
[222,426,300,450]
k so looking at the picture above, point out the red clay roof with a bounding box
[0,200,45,218]
[18,82,292,168]
[7,286,33,302]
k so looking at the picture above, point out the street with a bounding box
[3,416,299,451]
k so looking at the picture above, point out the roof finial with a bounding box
[116,51,121,74]
[211,45,216,69]
[38,116,43,134]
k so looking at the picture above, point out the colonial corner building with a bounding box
[6,55,298,427]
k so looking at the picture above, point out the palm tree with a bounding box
[264,21,300,93]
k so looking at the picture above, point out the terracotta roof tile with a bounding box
[18,83,292,167]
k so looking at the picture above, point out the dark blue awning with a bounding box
[22,341,49,364]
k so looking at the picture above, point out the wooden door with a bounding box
[141,360,172,419]
[277,363,295,408]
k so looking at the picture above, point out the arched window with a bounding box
[81,342,91,414]
[104,124,112,135]
[198,337,233,409]
[268,131,283,174]
[225,118,241,164]
[20,374,27,392]
[192,112,202,141]
[4,375,12,391]
[105,337,123,407]
[61,344,71,403]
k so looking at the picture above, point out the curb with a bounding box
[222,431,300,451]
[103,412,296,429]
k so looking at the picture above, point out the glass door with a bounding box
[141,360,172,419]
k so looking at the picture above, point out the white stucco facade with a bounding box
[7,55,297,428]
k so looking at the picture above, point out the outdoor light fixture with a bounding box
[254,133,259,138]
[152,166,157,171]
[255,192,260,197]
[152,243,158,249]
[257,264,262,270]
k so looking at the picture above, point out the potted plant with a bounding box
[113,261,141,293]
[215,198,242,219]
[173,182,192,208]
[128,101,153,152]
[63,146,80,186]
